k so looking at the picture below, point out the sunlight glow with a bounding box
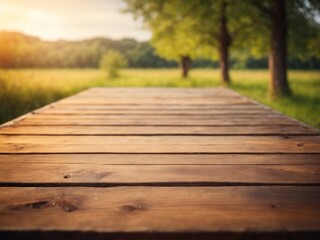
[0,0,151,41]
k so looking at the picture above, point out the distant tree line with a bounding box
[0,31,319,70]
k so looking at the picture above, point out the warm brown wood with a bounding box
[39,108,274,115]
[27,113,285,119]
[49,104,265,110]
[0,163,319,185]
[56,88,252,105]
[0,135,319,153]
[0,125,317,135]
[15,117,300,126]
[0,87,319,239]
[68,87,242,98]
[0,153,319,165]
[0,187,319,232]
[57,99,251,105]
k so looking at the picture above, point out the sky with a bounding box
[0,0,151,41]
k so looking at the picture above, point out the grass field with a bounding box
[0,68,319,128]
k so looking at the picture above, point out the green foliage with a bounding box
[150,2,200,62]
[0,31,319,69]
[124,0,260,61]
[125,0,320,66]
[0,31,175,69]
[0,69,319,128]
[238,0,320,60]
[287,0,320,59]
[124,0,202,64]
[100,51,128,78]
[127,41,177,68]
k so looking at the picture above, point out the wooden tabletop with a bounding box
[0,87,319,240]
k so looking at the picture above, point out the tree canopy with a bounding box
[125,0,264,83]
[124,0,320,96]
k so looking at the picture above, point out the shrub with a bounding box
[99,51,127,78]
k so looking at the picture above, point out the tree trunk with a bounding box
[219,0,231,85]
[181,56,191,78]
[268,0,291,98]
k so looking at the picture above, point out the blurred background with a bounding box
[0,0,319,128]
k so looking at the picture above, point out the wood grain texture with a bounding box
[35,109,277,116]
[0,87,319,239]
[15,117,299,126]
[0,135,319,153]
[0,125,317,135]
[0,163,319,185]
[26,113,285,119]
[0,153,319,165]
[48,104,265,110]
[0,187,319,232]
[48,101,268,110]
[75,87,240,97]
[59,97,252,105]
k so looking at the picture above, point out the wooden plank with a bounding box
[15,117,299,126]
[27,113,285,120]
[0,125,317,135]
[0,153,319,165]
[40,108,274,115]
[58,88,247,98]
[0,187,319,233]
[24,113,284,123]
[0,135,319,153]
[58,99,251,105]
[49,104,265,110]
[71,93,244,99]
[1,87,319,239]
[0,163,319,185]
[73,87,242,97]
[42,103,266,109]
[79,87,238,93]
[57,88,253,105]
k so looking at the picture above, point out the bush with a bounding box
[99,51,127,78]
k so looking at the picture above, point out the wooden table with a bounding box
[0,87,319,240]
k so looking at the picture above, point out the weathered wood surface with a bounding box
[0,87,319,240]
[0,153,319,164]
[0,135,319,153]
[1,187,319,232]
[1,125,316,135]
[15,117,301,126]
[1,163,320,185]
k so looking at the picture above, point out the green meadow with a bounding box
[0,69,319,128]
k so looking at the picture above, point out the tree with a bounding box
[124,0,253,84]
[189,0,257,85]
[190,0,234,84]
[124,0,199,78]
[248,0,290,97]
[151,15,197,78]
[99,50,128,78]
[248,0,320,98]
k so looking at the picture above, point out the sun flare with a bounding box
[0,0,150,40]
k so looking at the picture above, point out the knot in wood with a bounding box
[120,204,145,212]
